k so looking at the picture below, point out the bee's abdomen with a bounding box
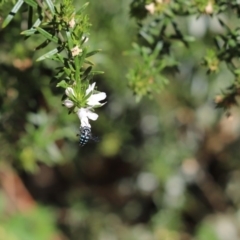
[79,134,90,146]
[79,126,91,146]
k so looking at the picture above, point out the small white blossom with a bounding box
[77,82,107,127]
[63,83,106,128]
[68,18,75,28]
[145,3,155,14]
[205,1,213,14]
[71,46,82,57]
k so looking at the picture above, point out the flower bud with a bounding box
[65,87,75,97]
[63,99,74,108]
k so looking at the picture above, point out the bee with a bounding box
[77,126,99,146]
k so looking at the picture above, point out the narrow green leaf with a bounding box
[32,18,42,28]
[21,19,42,36]
[183,36,195,42]
[84,59,94,66]
[2,0,24,28]
[21,28,37,36]
[66,31,73,49]
[132,42,141,52]
[81,48,87,62]
[56,80,68,88]
[218,18,225,27]
[82,66,92,76]
[91,71,104,75]
[51,54,65,63]
[45,0,55,14]
[66,60,75,73]
[24,0,38,8]
[74,56,80,82]
[152,42,163,59]
[64,67,72,76]
[76,2,89,14]
[55,70,65,78]
[36,48,59,61]
[86,49,101,58]
[35,40,51,50]
[139,30,154,44]
[36,27,58,43]
[56,54,65,63]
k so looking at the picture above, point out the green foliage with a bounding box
[3,207,57,240]
[196,222,219,240]
[2,0,103,115]
[126,42,175,101]
[0,193,57,240]
[128,0,240,111]
[1,0,24,28]
[128,0,198,100]
[2,1,240,240]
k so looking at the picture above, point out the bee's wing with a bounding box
[90,135,100,143]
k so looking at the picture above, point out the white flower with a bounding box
[205,1,213,14]
[77,108,98,127]
[145,3,155,14]
[77,83,106,127]
[68,18,76,28]
[63,83,106,127]
[71,46,82,57]
[86,82,107,107]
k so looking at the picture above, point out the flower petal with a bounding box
[86,82,96,95]
[80,116,91,127]
[93,92,107,101]
[77,108,91,127]
[77,108,87,119]
[87,99,97,106]
[87,93,107,106]
[86,110,98,120]
[63,99,74,108]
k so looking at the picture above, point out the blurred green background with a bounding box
[1,1,240,240]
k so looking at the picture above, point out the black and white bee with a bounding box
[77,126,99,146]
